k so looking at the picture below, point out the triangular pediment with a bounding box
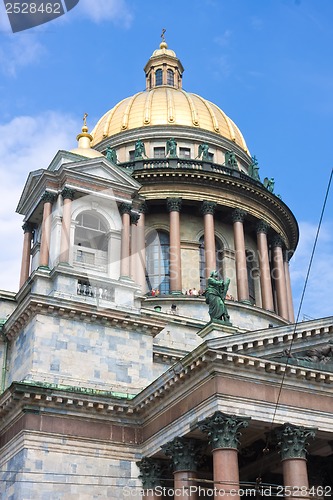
[204,316,333,371]
[65,159,140,188]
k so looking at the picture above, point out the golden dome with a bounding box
[91,87,248,151]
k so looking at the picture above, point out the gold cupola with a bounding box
[144,30,184,90]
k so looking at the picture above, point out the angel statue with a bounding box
[197,143,210,160]
[204,271,231,323]
[263,177,275,193]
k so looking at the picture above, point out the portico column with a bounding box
[59,187,75,264]
[167,198,182,294]
[198,411,250,499]
[272,236,289,320]
[137,457,163,499]
[232,208,249,302]
[130,212,140,283]
[136,203,148,292]
[201,201,217,278]
[162,437,202,500]
[284,255,295,322]
[276,424,316,500]
[256,221,274,311]
[19,222,34,288]
[39,192,56,268]
[119,203,132,279]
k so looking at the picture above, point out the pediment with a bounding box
[205,316,333,372]
[62,158,141,191]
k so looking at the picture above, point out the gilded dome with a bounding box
[91,39,248,152]
[91,87,248,151]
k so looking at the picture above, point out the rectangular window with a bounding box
[179,147,191,159]
[154,147,165,158]
[129,150,135,161]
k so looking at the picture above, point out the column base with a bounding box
[170,290,183,296]
[37,265,50,271]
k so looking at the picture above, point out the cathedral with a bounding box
[0,37,332,499]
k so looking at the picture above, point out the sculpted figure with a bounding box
[135,139,146,159]
[106,146,118,163]
[198,143,210,160]
[248,155,260,180]
[204,271,231,322]
[263,177,275,193]
[166,138,177,157]
[225,150,238,168]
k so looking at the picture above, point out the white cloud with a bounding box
[77,0,133,27]
[0,34,45,77]
[0,112,79,292]
[290,221,333,320]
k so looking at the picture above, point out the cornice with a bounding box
[3,293,165,342]
[134,170,298,249]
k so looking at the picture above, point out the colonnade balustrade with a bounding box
[19,193,295,322]
[137,414,317,500]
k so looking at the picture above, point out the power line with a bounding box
[257,167,333,481]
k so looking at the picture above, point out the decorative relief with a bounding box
[256,220,269,234]
[41,191,56,204]
[161,436,203,471]
[61,187,75,201]
[198,411,250,450]
[271,235,285,248]
[130,212,140,225]
[118,203,132,216]
[136,457,163,490]
[201,201,217,216]
[22,222,34,233]
[231,208,247,224]
[166,197,182,213]
[275,423,316,460]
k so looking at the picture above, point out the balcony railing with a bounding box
[118,158,263,188]
[77,280,115,301]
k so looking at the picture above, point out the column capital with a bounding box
[201,200,217,215]
[256,220,270,234]
[139,202,149,214]
[61,187,75,200]
[22,222,34,233]
[41,191,56,204]
[161,436,202,472]
[136,457,163,490]
[232,208,247,223]
[119,202,132,216]
[271,235,285,248]
[198,411,250,450]
[166,197,182,213]
[275,423,316,460]
[130,212,140,225]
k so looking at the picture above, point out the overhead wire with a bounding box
[256,167,333,485]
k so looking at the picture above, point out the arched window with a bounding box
[246,250,256,304]
[155,69,163,86]
[167,69,174,86]
[74,211,108,268]
[199,236,224,289]
[146,230,170,294]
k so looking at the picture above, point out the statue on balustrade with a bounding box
[166,137,177,157]
[248,155,260,181]
[204,271,231,324]
[225,150,238,169]
[197,143,210,160]
[263,177,275,193]
[135,139,147,159]
[105,146,118,164]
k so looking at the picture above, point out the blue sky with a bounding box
[0,0,332,320]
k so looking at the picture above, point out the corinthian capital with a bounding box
[275,423,316,460]
[201,201,217,215]
[198,411,250,450]
[166,197,182,213]
[161,436,202,471]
